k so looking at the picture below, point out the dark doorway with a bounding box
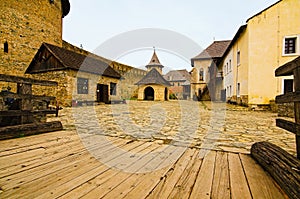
[144,86,154,100]
[164,87,168,101]
[96,84,109,103]
[284,79,293,94]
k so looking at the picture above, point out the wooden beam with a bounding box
[0,121,63,140]
[275,91,300,103]
[0,110,57,116]
[275,56,300,76]
[0,74,58,86]
[0,93,56,101]
[276,119,300,136]
[251,141,300,199]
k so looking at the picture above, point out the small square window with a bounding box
[77,78,88,94]
[285,38,296,54]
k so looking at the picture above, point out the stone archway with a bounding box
[144,86,154,100]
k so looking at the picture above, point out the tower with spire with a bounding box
[145,48,164,74]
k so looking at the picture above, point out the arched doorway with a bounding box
[144,86,154,100]
[164,87,168,101]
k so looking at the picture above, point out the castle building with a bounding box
[0,0,146,106]
[136,51,171,101]
[0,0,70,75]
[164,69,191,100]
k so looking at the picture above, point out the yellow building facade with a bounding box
[223,0,300,107]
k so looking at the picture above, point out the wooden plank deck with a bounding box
[0,131,288,199]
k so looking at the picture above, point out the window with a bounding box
[178,82,180,86]
[283,35,300,55]
[237,83,240,97]
[110,82,117,95]
[77,78,88,94]
[4,42,8,53]
[229,60,232,72]
[199,68,204,81]
[285,38,296,54]
[237,51,240,65]
[284,79,293,94]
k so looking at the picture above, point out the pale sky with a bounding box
[63,0,279,73]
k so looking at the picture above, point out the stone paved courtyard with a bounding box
[48,100,296,156]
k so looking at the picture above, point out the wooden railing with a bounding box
[0,74,62,140]
[275,56,300,159]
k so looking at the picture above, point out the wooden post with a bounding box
[294,67,300,159]
[18,83,33,124]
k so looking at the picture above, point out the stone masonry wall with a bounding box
[0,0,63,76]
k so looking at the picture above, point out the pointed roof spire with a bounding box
[146,48,164,70]
[148,47,162,65]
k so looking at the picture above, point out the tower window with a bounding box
[4,42,8,53]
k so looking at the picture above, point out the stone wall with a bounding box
[0,0,64,76]
[277,102,294,118]
[30,69,121,107]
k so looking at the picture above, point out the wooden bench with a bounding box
[0,74,63,140]
[251,56,300,199]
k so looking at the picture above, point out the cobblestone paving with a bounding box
[48,100,296,155]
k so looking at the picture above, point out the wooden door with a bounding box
[97,84,109,103]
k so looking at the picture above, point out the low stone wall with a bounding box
[277,102,294,118]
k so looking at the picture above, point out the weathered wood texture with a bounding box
[251,141,300,199]
[0,74,58,86]
[0,93,55,101]
[0,133,287,199]
[0,121,63,140]
[276,91,300,103]
[275,57,300,158]
[276,119,300,136]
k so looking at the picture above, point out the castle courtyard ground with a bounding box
[49,100,296,156]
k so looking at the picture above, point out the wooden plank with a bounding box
[0,137,124,188]
[189,150,217,199]
[251,142,300,199]
[0,93,55,101]
[0,110,57,117]
[60,142,158,199]
[275,56,300,76]
[228,153,252,199]
[0,121,63,140]
[0,138,136,198]
[0,74,58,86]
[240,154,287,199]
[32,140,145,199]
[275,91,300,103]
[276,119,300,136]
[167,149,203,199]
[83,147,185,198]
[146,148,196,199]
[122,146,187,199]
[211,151,230,199]
[294,67,300,159]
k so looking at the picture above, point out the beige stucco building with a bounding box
[222,0,300,107]
[136,51,171,101]
[191,40,231,101]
